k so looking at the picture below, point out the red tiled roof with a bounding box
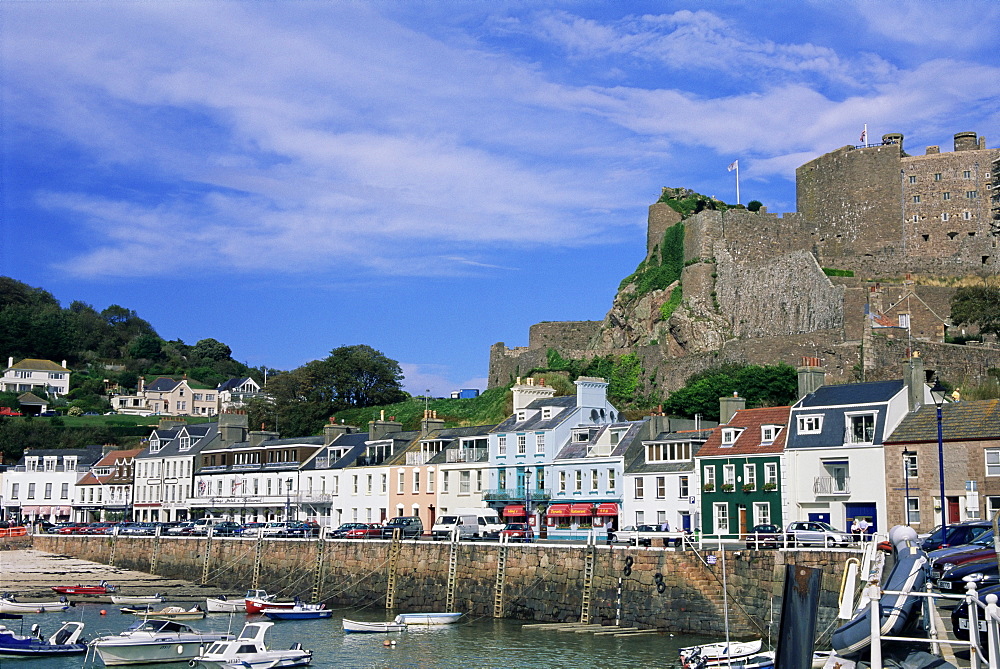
[698,406,791,457]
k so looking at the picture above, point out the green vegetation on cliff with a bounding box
[663,362,798,421]
[618,221,686,308]
[330,385,511,431]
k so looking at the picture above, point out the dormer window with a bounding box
[797,414,823,434]
[574,430,590,443]
[179,436,191,450]
[517,410,526,422]
[645,441,691,463]
[760,425,782,443]
[149,438,161,452]
[610,430,625,445]
[541,408,552,420]
[721,428,744,446]
[846,412,877,444]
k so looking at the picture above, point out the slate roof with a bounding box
[17,392,47,404]
[137,422,219,459]
[313,432,372,470]
[425,425,496,465]
[698,406,791,458]
[554,421,643,461]
[77,448,144,486]
[144,376,213,391]
[16,445,104,466]
[796,380,904,408]
[885,399,1000,444]
[623,428,714,475]
[491,395,579,433]
[217,377,256,392]
[6,358,69,372]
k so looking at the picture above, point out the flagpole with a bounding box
[735,162,740,205]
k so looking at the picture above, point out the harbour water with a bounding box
[13,602,711,668]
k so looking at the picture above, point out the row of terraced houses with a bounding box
[4,354,1000,539]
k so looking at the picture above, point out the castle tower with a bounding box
[954,131,979,152]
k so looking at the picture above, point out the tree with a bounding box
[951,285,1000,336]
[747,200,763,212]
[325,345,407,409]
[664,363,798,420]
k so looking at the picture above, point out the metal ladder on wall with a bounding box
[311,534,326,604]
[200,529,214,585]
[149,526,162,574]
[493,543,508,618]
[385,531,403,609]
[446,537,459,612]
[580,544,596,624]
[251,533,264,589]
[108,529,118,567]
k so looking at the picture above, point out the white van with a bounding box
[476,513,505,539]
[431,514,479,541]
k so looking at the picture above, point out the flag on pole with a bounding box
[860,128,866,143]
[727,160,738,172]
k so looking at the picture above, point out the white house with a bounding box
[2,446,104,524]
[1,358,71,398]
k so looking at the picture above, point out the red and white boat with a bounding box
[243,590,297,615]
[51,580,116,595]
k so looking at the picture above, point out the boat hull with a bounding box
[342,618,407,633]
[191,650,312,669]
[393,612,462,625]
[112,595,166,605]
[245,599,295,614]
[0,643,87,656]
[51,586,112,595]
[263,609,332,620]
[0,601,69,614]
[206,598,246,613]
[94,637,230,665]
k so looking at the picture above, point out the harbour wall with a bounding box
[31,535,854,637]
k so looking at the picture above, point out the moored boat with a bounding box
[91,618,233,666]
[245,590,298,614]
[0,620,87,657]
[51,580,116,595]
[393,612,463,625]
[342,618,407,633]
[679,639,764,668]
[131,605,206,620]
[206,594,246,613]
[0,593,70,614]
[111,594,166,605]
[189,621,312,668]
[262,603,331,620]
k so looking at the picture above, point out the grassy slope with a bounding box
[332,386,513,432]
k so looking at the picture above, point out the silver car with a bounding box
[785,521,852,547]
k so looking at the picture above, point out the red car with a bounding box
[345,523,383,539]
[55,523,89,535]
[0,407,22,416]
[500,523,534,543]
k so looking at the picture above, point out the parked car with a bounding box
[746,524,785,549]
[79,522,115,535]
[329,523,368,538]
[951,582,1000,652]
[119,522,156,536]
[166,521,196,536]
[192,521,242,536]
[282,522,320,538]
[381,516,424,539]
[344,523,383,539]
[935,555,999,593]
[785,521,852,547]
[40,410,59,417]
[922,521,992,552]
[500,523,534,543]
[260,521,296,537]
[0,407,23,416]
[53,522,89,535]
[239,522,266,537]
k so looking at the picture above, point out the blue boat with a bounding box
[262,603,332,620]
[0,620,87,656]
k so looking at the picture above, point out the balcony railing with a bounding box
[446,448,487,463]
[813,476,851,495]
[482,487,552,502]
[405,452,433,466]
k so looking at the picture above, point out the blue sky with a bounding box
[2,1,998,397]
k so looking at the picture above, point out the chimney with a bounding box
[323,417,355,444]
[249,430,279,448]
[903,353,926,411]
[7,357,12,368]
[219,410,249,446]
[61,359,67,369]
[421,409,445,436]
[797,357,825,400]
[368,416,403,442]
[719,392,745,424]
[574,376,609,408]
[511,376,556,412]
[138,376,145,393]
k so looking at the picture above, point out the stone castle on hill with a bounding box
[489,131,1000,395]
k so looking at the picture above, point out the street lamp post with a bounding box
[929,378,948,547]
[902,449,915,525]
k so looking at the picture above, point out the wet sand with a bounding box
[0,549,232,603]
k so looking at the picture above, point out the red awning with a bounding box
[21,506,39,514]
[503,504,526,517]
[546,503,571,517]
[569,503,595,516]
[595,503,619,516]
[38,506,52,515]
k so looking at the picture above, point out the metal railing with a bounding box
[446,448,487,463]
[814,476,851,495]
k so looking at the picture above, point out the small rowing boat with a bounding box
[262,603,331,621]
[0,593,69,614]
[342,618,407,633]
[679,639,764,668]
[393,612,463,625]
[131,605,205,620]
[206,595,246,613]
[111,594,166,605]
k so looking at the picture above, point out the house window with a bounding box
[44,482,52,499]
[27,483,35,499]
[476,470,483,492]
[846,413,877,444]
[908,175,917,184]
[459,470,471,494]
[646,441,691,462]
[988,497,1000,521]
[608,468,615,491]
[575,470,582,491]
[536,433,545,453]
[381,474,387,493]
[442,471,449,493]
[498,435,507,455]
[964,170,972,179]
[986,449,1000,476]
[904,453,918,478]
[822,461,849,493]
[574,431,589,442]
[542,408,551,420]
[764,463,778,487]
[934,173,942,181]
[635,510,645,525]
[967,190,978,199]
[907,498,920,523]
[964,211,972,220]
[713,503,729,533]
[61,482,69,499]
[413,470,420,493]
[942,212,950,221]
[898,313,910,329]
[559,471,567,492]
[943,192,951,200]
[722,465,736,489]
[679,475,689,498]
[591,470,599,491]
[517,410,526,422]
[517,434,526,454]
[366,474,373,495]
[760,425,781,443]
[656,476,666,499]
[634,477,644,499]
[753,502,770,526]
[743,465,756,491]
[427,469,435,493]
[704,466,716,490]
[396,471,404,493]
[10,483,18,499]
[721,428,743,445]
[912,195,920,203]
[797,415,823,434]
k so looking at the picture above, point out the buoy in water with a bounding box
[100,609,107,615]
[383,639,395,647]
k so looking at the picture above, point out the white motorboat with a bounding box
[111,594,166,605]
[679,639,764,668]
[206,595,246,613]
[90,618,234,666]
[342,618,407,633]
[190,621,312,668]
[0,593,69,614]
[393,612,463,625]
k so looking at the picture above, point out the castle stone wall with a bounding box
[648,202,683,258]
[528,320,603,351]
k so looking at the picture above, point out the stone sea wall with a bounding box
[32,535,853,638]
